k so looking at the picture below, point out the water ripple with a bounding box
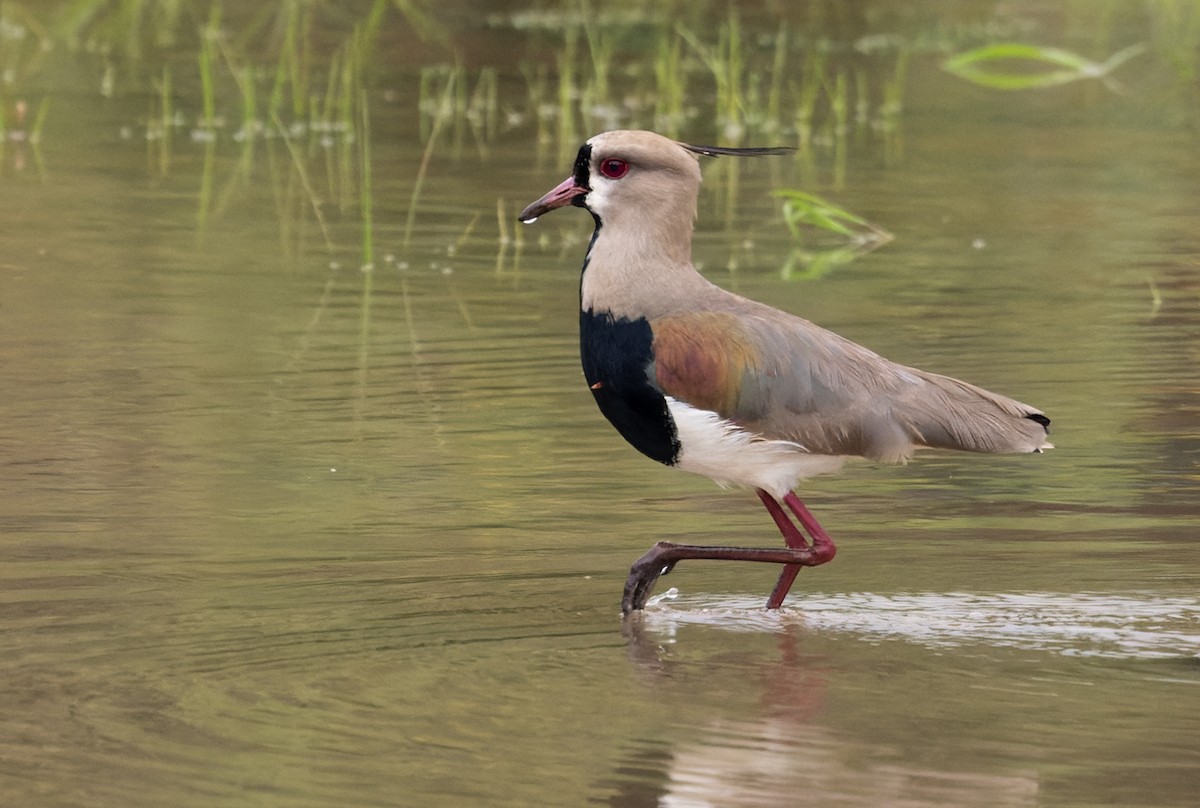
[640,590,1200,660]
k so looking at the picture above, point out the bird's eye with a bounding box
[598,158,629,179]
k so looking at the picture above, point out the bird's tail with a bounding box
[900,370,1052,455]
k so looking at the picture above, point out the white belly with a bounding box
[665,396,846,499]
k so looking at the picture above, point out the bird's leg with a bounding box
[760,490,808,610]
[759,490,838,610]
[783,492,836,562]
[622,540,827,614]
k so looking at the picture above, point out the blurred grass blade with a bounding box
[198,2,221,127]
[773,189,892,279]
[404,67,457,248]
[359,88,374,271]
[394,0,450,46]
[774,189,868,239]
[271,112,335,255]
[780,245,860,282]
[30,97,50,143]
[943,42,1145,90]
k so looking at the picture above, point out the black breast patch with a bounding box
[580,308,680,466]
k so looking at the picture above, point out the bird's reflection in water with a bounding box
[612,608,1039,808]
[615,724,1038,807]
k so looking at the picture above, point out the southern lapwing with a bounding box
[518,130,1051,615]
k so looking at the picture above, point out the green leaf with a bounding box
[943,42,1145,90]
[772,189,893,279]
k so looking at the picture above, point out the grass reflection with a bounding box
[773,189,892,279]
[0,0,1197,265]
[943,42,1145,90]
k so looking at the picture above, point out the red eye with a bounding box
[598,158,629,179]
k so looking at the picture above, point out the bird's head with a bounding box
[518,130,793,230]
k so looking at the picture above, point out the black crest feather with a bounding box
[678,142,795,158]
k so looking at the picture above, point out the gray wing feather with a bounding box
[729,309,1051,462]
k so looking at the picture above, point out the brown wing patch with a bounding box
[652,312,762,418]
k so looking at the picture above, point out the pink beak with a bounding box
[517,176,589,223]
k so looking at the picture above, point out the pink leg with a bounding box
[758,491,807,610]
[757,490,810,549]
[783,492,836,562]
[758,490,837,609]
[620,492,838,614]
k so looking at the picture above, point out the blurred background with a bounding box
[0,1,1197,806]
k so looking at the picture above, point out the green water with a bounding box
[1,2,1198,806]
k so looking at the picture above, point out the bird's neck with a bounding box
[579,217,708,318]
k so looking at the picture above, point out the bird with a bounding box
[517,130,1051,615]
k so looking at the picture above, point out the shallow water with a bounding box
[644,590,1200,659]
[1,3,1199,807]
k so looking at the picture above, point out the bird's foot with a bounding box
[621,540,837,614]
[622,542,678,615]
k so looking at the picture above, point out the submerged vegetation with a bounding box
[0,0,1197,273]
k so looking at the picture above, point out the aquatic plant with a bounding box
[406,65,457,249]
[773,189,892,280]
[942,42,1146,90]
[677,11,748,142]
[5,0,1197,275]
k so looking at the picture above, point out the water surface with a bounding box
[1,3,1198,806]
